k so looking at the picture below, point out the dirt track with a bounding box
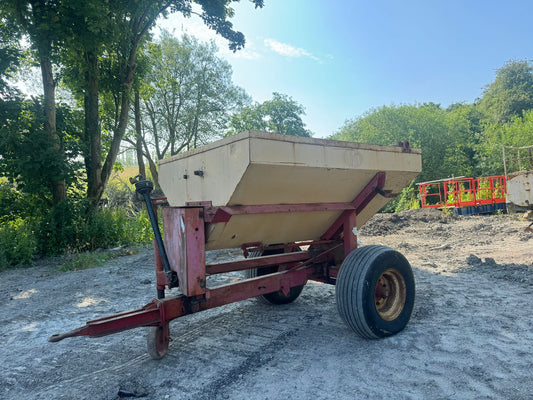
[1,209,532,399]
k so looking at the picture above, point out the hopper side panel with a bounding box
[159,138,250,207]
[205,211,340,250]
[205,169,420,250]
[228,164,377,206]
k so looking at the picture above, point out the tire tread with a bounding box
[336,245,414,339]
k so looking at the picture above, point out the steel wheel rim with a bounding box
[374,268,406,321]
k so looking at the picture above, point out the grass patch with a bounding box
[108,166,149,187]
[58,247,139,272]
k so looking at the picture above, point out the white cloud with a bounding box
[264,39,319,61]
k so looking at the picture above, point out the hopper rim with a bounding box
[158,131,421,166]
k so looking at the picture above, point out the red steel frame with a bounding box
[418,175,507,209]
[49,172,388,343]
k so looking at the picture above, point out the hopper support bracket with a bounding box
[321,171,387,243]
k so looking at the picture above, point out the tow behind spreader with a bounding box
[49,132,421,359]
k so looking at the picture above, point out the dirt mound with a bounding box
[461,254,533,285]
[360,208,455,236]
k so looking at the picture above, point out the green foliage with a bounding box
[83,208,153,250]
[477,110,533,174]
[0,179,153,267]
[0,97,52,196]
[228,92,312,137]
[0,17,22,95]
[0,181,40,221]
[0,218,37,268]
[393,183,421,212]
[475,60,533,175]
[36,199,87,255]
[332,103,477,182]
[36,200,152,256]
[103,179,134,208]
[136,33,250,158]
[0,203,152,267]
[188,0,265,51]
[444,104,480,177]
[3,1,533,270]
[378,184,420,213]
[57,0,264,206]
[0,97,83,202]
[478,60,533,124]
[0,0,267,267]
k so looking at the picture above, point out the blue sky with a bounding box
[159,1,533,138]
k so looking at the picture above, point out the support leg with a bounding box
[147,322,170,360]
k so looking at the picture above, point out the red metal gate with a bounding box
[418,175,507,209]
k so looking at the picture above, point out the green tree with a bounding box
[228,92,312,137]
[332,103,476,183]
[62,0,263,207]
[0,18,22,96]
[475,60,533,173]
[443,103,481,177]
[477,110,533,174]
[0,98,83,207]
[1,0,68,204]
[3,0,264,208]
[478,60,533,124]
[125,33,250,188]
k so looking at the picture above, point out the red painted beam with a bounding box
[205,202,356,223]
[206,251,311,275]
[322,172,386,241]
[48,266,322,342]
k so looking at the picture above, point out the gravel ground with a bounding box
[1,209,532,399]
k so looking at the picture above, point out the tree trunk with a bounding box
[29,0,67,205]
[147,156,159,190]
[99,81,133,201]
[85,11,161,208]
[97,39,140,204]
[134,90,146,178]
[84,50,102,208]
[39,51,66,204]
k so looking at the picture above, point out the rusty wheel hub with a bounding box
[374,268,407,321]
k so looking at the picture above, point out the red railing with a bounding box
[418,175,507,209]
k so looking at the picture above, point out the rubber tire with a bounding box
[245,247,305,305]
[147,325,169,360]
[336,245,415,339]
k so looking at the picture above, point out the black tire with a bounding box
[245,247,305,305]
[336,245,415,339]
